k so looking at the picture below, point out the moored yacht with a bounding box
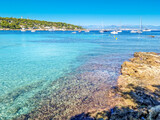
[130,30,137,33]
[72,31,76,34]
[130,30,142,33]
[31,29,36,32]
[130,17,143,34]
[48,29,55,32]
[117,30,122,33]
[111,31,118,34]
[143,29,151,32]
[137,30,142,34]
[85,30,90,32]
[100,30,104,33]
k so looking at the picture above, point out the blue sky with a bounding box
[0,0,160,25]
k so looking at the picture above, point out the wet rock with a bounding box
[70,113,94,120]
[149,105,160,120]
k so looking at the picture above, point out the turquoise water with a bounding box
[0,30,160,119]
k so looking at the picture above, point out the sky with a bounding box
[0,0,160,25]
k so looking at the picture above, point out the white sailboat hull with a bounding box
[130,30,137,33]
[137,30,142,34]
[31,30,36,32]
[143,29,151,32]
[111,31,118,34]
[100,30,104,33]
[117,30,122,33]
[85,30,90,33]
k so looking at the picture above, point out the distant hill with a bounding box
[0,17,83,30]
[83,25,160,30]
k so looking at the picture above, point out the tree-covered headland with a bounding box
[0,17,83,30]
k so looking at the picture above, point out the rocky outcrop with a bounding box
[118,52,160,93]
[81,52,160,120]
[116,52,160,119]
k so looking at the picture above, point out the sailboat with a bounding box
[117,30,122,33]
[31,29,36,32]
[130,30,137,33]
[99,21,104,33]
[143,29,151,32]
[100,29,104,33]
[72,31,76,34]
[85,30,90,32]
[111,31,118,34]
[48,29,55,32]
[117,22,122,33]
[137,30,142,34]
[139,17,143,33]
[130,17,142,34]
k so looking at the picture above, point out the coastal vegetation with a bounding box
[0,17,83,30]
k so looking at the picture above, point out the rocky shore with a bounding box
[15,52,160,120]
[71,52,160,120]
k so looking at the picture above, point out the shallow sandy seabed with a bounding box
[15,53,131,120]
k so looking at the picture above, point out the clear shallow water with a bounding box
[0,30,160,119]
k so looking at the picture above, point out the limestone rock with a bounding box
[118,52,160,92]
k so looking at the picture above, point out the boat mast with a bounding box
[140,17,142,30]
[101,20,104,30]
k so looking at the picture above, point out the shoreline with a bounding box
[16,52,160,120]
[0,29,85,31]
[15,53,125,120]
[15,52,160,120]
[75,52,160,120]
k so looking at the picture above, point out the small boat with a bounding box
[100,22,104,33]
[48,29,55,32]
[139,17,143,34]
[143,29,151,32]
[31,30,36,32]
[118,22,122,33]
[72,31,76,34]
[131,18,143,34]
[130,30,142,34]
[111,31,118,34]
[137,30,142,34]
[85,30,90,33]
[104,30,110,32]
[100,30,104,33]
[117,30,122,33]
[130,30,137,33]
[21,28,26,32]
[78,30,81,33]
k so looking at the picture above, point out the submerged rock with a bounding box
[16,52,160,120]
[148,35,155,38]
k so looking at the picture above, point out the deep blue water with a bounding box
[0,30,160,119]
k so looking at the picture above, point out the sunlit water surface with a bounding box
[0,30,160,119]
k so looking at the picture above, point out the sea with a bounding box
[0,30,160,119]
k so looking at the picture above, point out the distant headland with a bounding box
[0,17,83,31]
